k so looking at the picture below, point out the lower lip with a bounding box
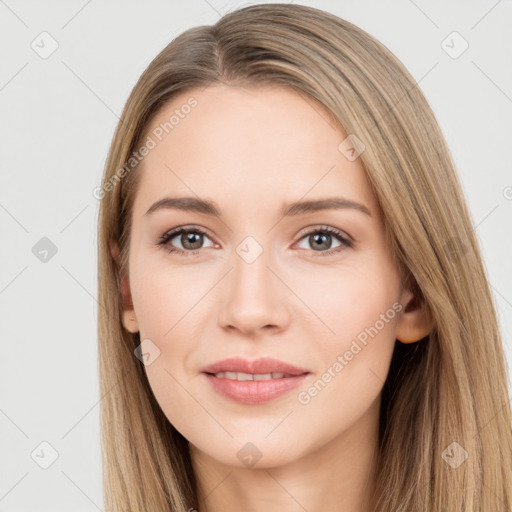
[203,372,309,405]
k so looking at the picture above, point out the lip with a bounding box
[201,357,310,405]
[203,373,309,405]
[201,356,309,376]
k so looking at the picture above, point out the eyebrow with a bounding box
[145,196,372,218]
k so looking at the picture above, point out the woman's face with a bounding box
[124,84,414,469]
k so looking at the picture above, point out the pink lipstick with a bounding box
[201,356,310,405]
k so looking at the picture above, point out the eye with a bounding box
[295,226,354,257]
[157,226,216,256]
[157,225,354,258]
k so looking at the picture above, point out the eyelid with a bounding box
[294,224,353,243]
[160,224,214,241]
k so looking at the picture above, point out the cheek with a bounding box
[129,262,210,425]
[294,305,397,443]
[130,259,207,341]
[292,261,400,343]
[293,266,399,407]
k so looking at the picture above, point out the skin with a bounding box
[111,84,431,512]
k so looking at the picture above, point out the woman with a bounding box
[96,3,512,511]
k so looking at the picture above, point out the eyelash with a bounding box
[157,225,354,258]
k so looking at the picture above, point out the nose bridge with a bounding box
[217,232,290,333]
[233,237,271,292]
[230,235,275,301]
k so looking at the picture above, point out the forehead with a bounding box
[133,84,379,220]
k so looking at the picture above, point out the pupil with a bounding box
[311,233,330,251]
[184,232,202,249]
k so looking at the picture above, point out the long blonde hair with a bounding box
[96,3,512,510]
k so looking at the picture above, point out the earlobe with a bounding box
[122,310,139,334]
[110,239,139,334]
[110,239,121,265]
[395,288,431,344]
[396,332,428,344]
[120,276,139,333]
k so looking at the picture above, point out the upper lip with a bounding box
[201,357,310,376]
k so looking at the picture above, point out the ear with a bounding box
[110,240,139,334]
[395,287,431,344]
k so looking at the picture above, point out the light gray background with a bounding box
[1,0,511,510]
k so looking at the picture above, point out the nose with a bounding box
[217,245,291,336]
